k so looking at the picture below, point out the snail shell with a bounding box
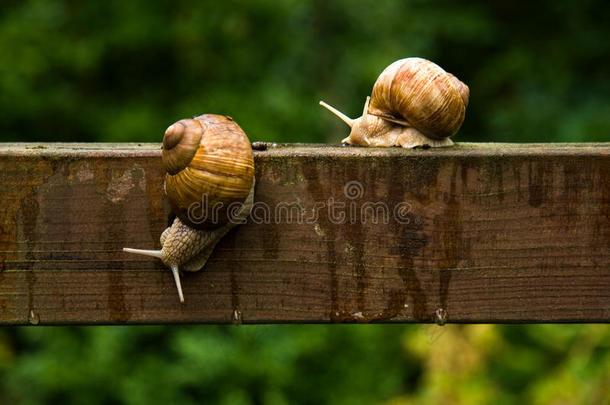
[320,57,469,148]
[163,114,254,229]
[369,57,469,139]
[124,114,255,303]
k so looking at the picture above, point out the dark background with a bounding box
[1,1,609,404]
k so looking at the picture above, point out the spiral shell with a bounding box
[162,114,254,230]
[369,57,469,140]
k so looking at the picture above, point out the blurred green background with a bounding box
[1,0,609,404]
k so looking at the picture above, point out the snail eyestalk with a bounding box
[122,247,163,259]
[170,265,184,304]
[362,96,370,116]
[319,100,354,127]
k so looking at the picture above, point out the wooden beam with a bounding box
[0,142,608,325]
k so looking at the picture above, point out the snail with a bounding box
[319,57,469,148]
[123,114,255,303]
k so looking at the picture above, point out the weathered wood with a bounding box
[0,142,608,325]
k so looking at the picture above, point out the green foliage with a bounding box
[1,1,609,404]
[1,0,609,143]
[1,325,609,404]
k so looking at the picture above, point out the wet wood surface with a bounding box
[0,142,608,325]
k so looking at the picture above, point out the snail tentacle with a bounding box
[170,264,184,304]
[319,101,354,127]
[122,247,163,259]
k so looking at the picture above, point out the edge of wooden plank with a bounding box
[0,142,608,324]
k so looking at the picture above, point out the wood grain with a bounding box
[0,143,608,325]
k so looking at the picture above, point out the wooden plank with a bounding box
[0,142,608,325]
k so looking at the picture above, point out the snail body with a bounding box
[320,57,469,148]
[124,114,255,303]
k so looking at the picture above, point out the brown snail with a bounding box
[320,57,469,148]
[123,114,255,303]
